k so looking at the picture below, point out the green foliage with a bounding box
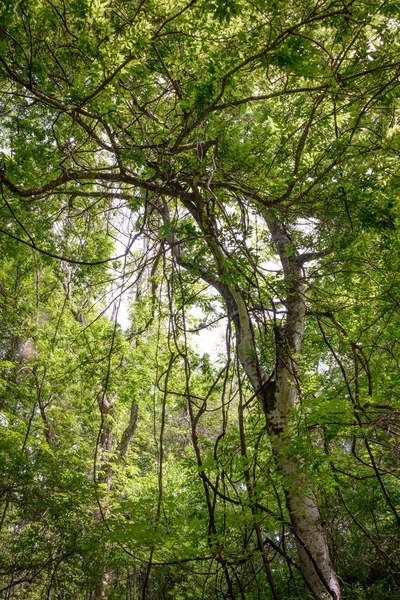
[0,0,399,597]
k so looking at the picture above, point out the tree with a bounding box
[0,0,399,598]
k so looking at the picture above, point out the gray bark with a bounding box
[168,189,341,598]
[118,402,139,459]
[234,297,340,598]
[92,395,139,599]
[260,215,341,600]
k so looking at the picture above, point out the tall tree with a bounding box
[0,0,399,598]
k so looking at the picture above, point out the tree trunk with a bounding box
[260,215,341,599]
[235,311,341,599]
[227,215,341,598]
[172,192,341,598]
[267,336,340,600]
[91,396,139,599]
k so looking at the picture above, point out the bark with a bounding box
[261,215,341,600]
[118,402,139,459]
[234,296,340,598]
[167,189,341,598]
[92,395,139,599]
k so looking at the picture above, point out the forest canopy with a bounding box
[0,0,399,599]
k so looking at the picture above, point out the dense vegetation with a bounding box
[0,0,399,598]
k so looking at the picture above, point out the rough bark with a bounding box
[261,215,341,600]
[168,188,341,598]
[234,300,340,598]
[118,402,139,459]
[92,395,139,599]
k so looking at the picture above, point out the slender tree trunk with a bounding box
[268,340,340,600]
[223,216,341,598]
[172,191,341,598]
[233,297,340,597]
[92,395,139,600]
[260,216,341,599]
